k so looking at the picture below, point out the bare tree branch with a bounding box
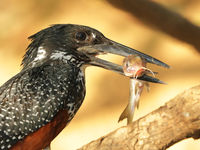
[79,85,200,150]
[107,0,200,52]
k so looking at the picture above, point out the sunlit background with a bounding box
[1,0,200,149]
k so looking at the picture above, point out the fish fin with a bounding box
[118,105,128,123]
[136,98,140,109]
[118,104,134,125]
[144,82,150,92]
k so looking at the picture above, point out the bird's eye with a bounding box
[75,32,87,41]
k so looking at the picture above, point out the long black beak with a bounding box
[78,39,169,84]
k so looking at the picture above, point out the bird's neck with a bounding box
[27,61,86,106]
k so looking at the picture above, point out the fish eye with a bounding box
[75,31,87,41]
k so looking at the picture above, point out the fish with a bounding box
[118,55,154,124]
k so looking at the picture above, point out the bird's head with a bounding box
[22,24,169,83]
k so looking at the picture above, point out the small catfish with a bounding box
[118,55,155,124]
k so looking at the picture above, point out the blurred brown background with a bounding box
[1,0,200,149]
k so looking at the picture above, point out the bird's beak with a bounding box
[78,38,169,84]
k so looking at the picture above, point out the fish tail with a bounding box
[118,104,134,124]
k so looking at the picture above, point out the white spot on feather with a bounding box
[91,32,96,39]
[34,46,47,61]
[50,51,67,59]
[1,145,5,149]
[50,50,73,63]
[31,46,47,67]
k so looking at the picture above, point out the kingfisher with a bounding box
[0,24,169,150]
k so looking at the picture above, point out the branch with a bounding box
[79,85,200,150]
[106,0,200,52]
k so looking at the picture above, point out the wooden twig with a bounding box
[107,0,200,52]
[79,85,200,150]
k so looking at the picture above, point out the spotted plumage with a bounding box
[0,24,97,149]
[0,24,169,150]
[0,48,86,149]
